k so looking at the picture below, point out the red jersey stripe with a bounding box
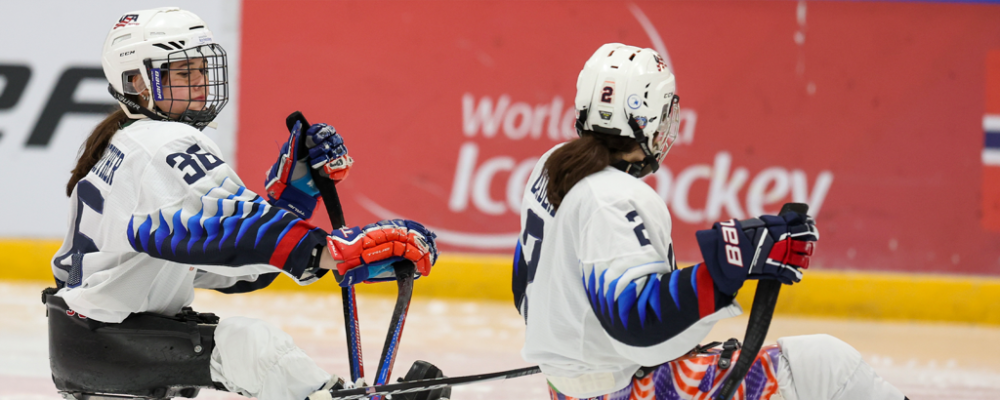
[269,220,313,269]
[696,264,716,318]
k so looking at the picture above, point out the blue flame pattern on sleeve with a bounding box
[126,178,326,280]
[581,262,735,347]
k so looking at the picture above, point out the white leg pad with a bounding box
[210,316,331,400]
[776,334,905,400]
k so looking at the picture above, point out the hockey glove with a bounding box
[304,123,353,182]
[265,121,353,220]
[326,219,438,287]
[695,212,819,294]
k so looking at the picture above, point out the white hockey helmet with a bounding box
[101,7,228,129]
[575,43,681,177]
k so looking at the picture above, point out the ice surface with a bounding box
[2,281,998,400]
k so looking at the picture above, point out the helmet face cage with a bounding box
[653,94,681,164]
[146,43,228,128]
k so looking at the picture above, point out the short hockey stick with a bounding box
[323,365,542,400]
[371,263,414,400]
[714,202,809,400]
[287,111,366,383]
[341,286,365,384]
[288,111,415,390]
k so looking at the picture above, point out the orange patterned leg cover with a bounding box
[547,344,783,400]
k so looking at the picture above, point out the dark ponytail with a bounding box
[544,132,638,210]
[66,108,130,196]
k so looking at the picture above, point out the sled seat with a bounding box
[43,288,223,400]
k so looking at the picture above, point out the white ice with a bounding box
[2,281,998,400]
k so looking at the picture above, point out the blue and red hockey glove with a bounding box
[265,121,353,219]
[696,211,819,294]
[325,219,438,287]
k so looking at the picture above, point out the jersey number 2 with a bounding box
[626,210,651,246]
[513,209,545,316]
[520,209,545,282]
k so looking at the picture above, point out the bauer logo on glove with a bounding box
[325,219,439,287]
[696,211,819,294]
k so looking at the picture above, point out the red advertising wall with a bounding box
[239,1,1000,275]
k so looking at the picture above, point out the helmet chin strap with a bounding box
[108,84,215,130]
[576,107,659,178]
[613,114,659,178]
[574,107,590,136]
[108,84,166,122]
[611,159,655,178]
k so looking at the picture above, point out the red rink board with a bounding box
[238,1,1000,275]
[984,51,1000,232]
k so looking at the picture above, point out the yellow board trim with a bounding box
[4,240,998,325]
[2,239,63,281]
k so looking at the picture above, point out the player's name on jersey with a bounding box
[91,144,126,186]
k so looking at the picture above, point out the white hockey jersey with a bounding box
[514,144,742,398]
[52,119,327,323]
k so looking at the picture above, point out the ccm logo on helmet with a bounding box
[719,219,742,267]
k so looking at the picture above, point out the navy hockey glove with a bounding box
[696,212,819,294]
[326,219,439,287]
[265,121,353,219]
[303,123,353,181]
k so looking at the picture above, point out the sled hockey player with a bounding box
[48,7,437,400]
[513,43,908,400]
